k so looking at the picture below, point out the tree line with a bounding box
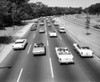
[84,3,100,16]
[0,0,100,29]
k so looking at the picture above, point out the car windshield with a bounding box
[77,44,81,49]
[35,43,44,47]
[60,28,65,30]
[40,28,44,30]
[15,41,24,44]
[81,47,90,49]
[58,48,71,55]
[50,31,55,33]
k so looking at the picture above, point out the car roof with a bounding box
[35,42,44,46]
[60,26,65,28]
[15,39,25,43]
[49,30,56,32]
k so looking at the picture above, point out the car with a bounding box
[54,22,59,26]
[40,22,44,26]
[12,39,27,50]
[32,42,46,55]
[31,24,37,31]
[59,26,66,33]
[47,20,50,23]
[55,47,74,64]
[49,31,57,37]
[34,20,38,23]
[73,43,94,57]
[47,23,52,27]
[93,25,100,29]
[52,20,55,23]
[39,28,45,33]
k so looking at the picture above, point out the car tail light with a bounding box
[59,58,61,60]
[81,52,83,55]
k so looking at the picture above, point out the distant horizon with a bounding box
[29,0,100,9]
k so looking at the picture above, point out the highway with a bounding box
[0,17,100,82]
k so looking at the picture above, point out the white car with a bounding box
[12,39,27,50]
[73,43,94,57]
[55,47,74,64]
[54,22,59,26]
[39,28,45,33]
[59,27,66,33]
[49,31,57,37]
[40,22,44,26]
[32,42,46,55]
[47,20,50,23]
[47,23,52,27]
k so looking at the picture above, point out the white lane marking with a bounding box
[47,40,49,46]
[33,34,36,39]
[59,35,62,40]
[45,25,46,30]
[17,68,23,82]
[27,45,32,54]
[49,58,54,78]
[45,26,48,37]
[46,31,48,36]
[94,55,100,62]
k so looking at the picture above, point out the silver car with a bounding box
[32,42,46,56]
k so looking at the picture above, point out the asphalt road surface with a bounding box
[0,17,100,82]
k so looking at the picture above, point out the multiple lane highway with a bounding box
[0,17,100,82]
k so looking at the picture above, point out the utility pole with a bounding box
[85,10,90,35]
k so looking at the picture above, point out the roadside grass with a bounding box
[0,22,28,44]
[0,20,33,52]
[0,36,14,44]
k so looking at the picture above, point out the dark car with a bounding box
[31,24,37,31]
[93,25,100,29]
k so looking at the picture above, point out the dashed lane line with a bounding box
[27,45,32,54]
[16,68,23,82]
[33,34,36,39]
[49,58,54,78]
[47,40,49,47]
[59,35,62,40]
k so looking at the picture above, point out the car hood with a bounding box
[58,55,73,59]
[33,47,45,52]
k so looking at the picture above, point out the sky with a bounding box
[29,0,100,9]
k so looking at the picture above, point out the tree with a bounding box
[0,0,12,28]
[84,3,100,15]
[7,0,29,5]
